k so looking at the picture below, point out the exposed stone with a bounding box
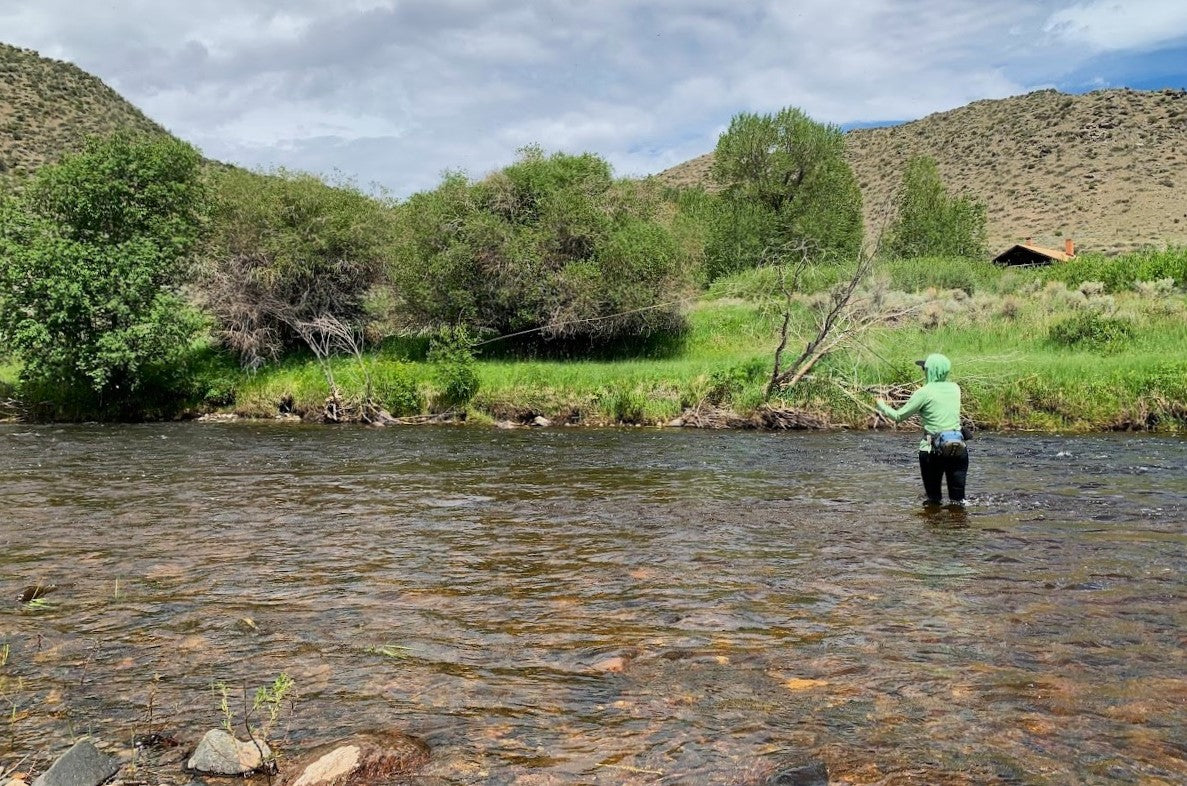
[291,745,360,786]
[530,416,552,427]
[186,730,271,776]
[282,732,429,786]
[591,656,628,673]
[31,739,119,786]
[767,760,829,786]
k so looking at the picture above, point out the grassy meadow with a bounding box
[3,250,1185,431]
[217,250,1187,432]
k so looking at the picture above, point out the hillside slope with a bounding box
[0,43,169,177]
[657,89,1187,254]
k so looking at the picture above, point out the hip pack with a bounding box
[930,429,968,457]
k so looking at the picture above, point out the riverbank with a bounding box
[225,268,1187,432]
[4,254,1187,431]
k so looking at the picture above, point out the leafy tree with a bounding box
[199,168,395,367]
[885,156,987,259]
[709,107,863,274]
[0,133,205,415]
[388,147,691,345]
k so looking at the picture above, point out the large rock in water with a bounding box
[31,739,119,786]
[186,729,271,775]
[767,760,830,786]
[284,732,429,786]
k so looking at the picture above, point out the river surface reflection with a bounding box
[1,424,1185,784]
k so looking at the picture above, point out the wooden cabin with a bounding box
[993,238,1076,266]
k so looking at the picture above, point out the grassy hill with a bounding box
[656,88,1187,255]
[0,42,169,178]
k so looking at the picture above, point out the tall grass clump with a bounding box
[1047,311,1135,351]
[1042,247,1187,292]
[878,256,1002,295]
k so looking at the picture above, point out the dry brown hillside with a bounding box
[0,43,169,177]
[656,89,1187,255]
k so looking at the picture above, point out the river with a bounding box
[1,424,1185,784]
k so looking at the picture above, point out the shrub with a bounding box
[706,357,768,404]
[1042,247,1187,292]
[602,381,647,424]
[0,133,205,418]
[879,256,1000,294]
[200,168,395,367]
[389,147,691,346]
[371,362,423,416]
[428,327,479,410]
[1048,311,1135,349]
[1134,277,1176,298]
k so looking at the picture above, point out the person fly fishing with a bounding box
[875,353,968,506]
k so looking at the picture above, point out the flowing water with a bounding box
[0,424,1185,784]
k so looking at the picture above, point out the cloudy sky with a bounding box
[3,1,1187,196]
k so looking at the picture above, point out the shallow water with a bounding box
[1,424,1185,784]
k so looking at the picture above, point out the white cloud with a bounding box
[1045,0,1187,52]
[0,1,1182,196]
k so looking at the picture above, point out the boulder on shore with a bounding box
[31,739,119,786]
[186,729,271,776]
[284,732,429,786]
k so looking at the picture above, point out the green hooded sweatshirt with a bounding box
[876,353,962,452]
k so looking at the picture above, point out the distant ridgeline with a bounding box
[657,88,1187,255]
[0,42,170,178]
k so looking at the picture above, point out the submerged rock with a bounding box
[18,584,56,603]
[591,656,628,673]
[284,732,429,786]
[31,739,120,786]
[766,760,829,786]
[186,729,271,776]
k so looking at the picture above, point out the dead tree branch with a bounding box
[766,248,878,397]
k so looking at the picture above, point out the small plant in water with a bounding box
[251,672,295,743]
[210,673,296,771]
[211,680,234,733]
[367,644,411,659]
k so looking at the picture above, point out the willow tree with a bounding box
[708,106,863,276]
[885,156,987,259]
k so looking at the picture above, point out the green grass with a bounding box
[4,253,1186,430]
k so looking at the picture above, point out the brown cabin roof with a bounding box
[993,242,1073,265]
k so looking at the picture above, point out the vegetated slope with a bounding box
[656,89,1187,254]
[0,42,170,178]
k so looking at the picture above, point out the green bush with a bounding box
[706,356,768,404]
[702,196,780,281]
[389,147,691,346]
[710,106,863,271]
[602,381,647,424]
[0,133,206,419]
[428,327,479,410]
[705,262,853,301]
[371,362,423,416]
[200,168,395,367]
[1048,311,1135,349]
